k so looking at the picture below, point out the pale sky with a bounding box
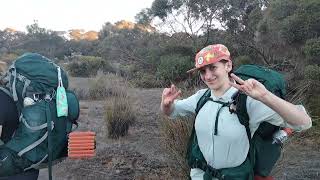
[0,0,154,32]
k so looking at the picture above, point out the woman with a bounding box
[160,44,312,180]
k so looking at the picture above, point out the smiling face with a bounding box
[199,60,232,96]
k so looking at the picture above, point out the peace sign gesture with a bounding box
[229,73,269,101]
[161,84,181,107]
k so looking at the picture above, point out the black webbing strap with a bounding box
[202,96,232,135]
[46,102,53,180]
[192,159,225,180]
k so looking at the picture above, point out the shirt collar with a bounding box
[210,86,238,102]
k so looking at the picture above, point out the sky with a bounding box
[0,0,154,32]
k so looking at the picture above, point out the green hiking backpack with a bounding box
[0,53,79,179]
[186,64,286,180]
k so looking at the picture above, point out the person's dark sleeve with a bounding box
[0,91,19,143]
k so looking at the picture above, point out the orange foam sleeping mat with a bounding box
[68,131,96,158]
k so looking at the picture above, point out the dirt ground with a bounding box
[38,83,320,180]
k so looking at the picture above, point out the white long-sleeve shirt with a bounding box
[170,87,312,180]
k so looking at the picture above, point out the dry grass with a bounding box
[104,95,136,139]
[287,81,311,104]
[287,80,320,144]
[157,86,198,179]
[102,77,135,139]
[0,53,18,64]
[70,73,129,100]
[69,72,136,139]
[159,116,193,179]
[0,61,7,75]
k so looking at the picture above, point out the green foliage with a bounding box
[26,21,47,35]
[67,56,114,77]
[156,55,193,85]
[135,8,152,25]
[304,65,320,81]
[268,0,320,44]
[23,22,69,58]
[150,0,173,19]
[233,55,252,68]
[269,0,298,20]
[132,72,163,88]
[247,6,264,32]
[97,22,162,72]
[303,38,320,64]
[280,13,310,44]
[148,0,264,50]
[68,40,99,56]
[162,45,194,57]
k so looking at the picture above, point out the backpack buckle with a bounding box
[229,103,237,114]
[33,94,40,101]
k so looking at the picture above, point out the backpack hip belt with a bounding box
[192,160,225,180]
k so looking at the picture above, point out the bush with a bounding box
[99,75,135,138]
[89,73,130,99]
[104,95,136,139]
[156,55,193,85]
[233,55,252,68]
[304,65,320,81]
[280,14,310,44]
[88,76,110,100]
[132,72,163,88]
[303,38,320,64]
[70,74,129,100]
[66,56,114,77]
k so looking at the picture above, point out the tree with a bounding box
[135,8,153,25]
[136,0,273,67]
[22,21,69,58]
[98,21,163,70]
[0,29,27,54]
[255,0,320,69]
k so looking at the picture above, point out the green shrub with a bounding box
[156,55,193,85]
[303,38,320,64]
[280,14,309,44]
[234,55,252,68]
[66,56,114,77]
[304,65,320,81]
[132,72,163,88]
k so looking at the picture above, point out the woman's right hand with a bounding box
[161,84,181,115]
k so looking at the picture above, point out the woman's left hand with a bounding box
[229,73,269,101]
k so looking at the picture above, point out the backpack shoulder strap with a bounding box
[233,92,251,140]
[0,86,12,98]
[195,88,233,136]
[195,89,211,114]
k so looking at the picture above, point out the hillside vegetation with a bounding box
[1,0,319,179]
